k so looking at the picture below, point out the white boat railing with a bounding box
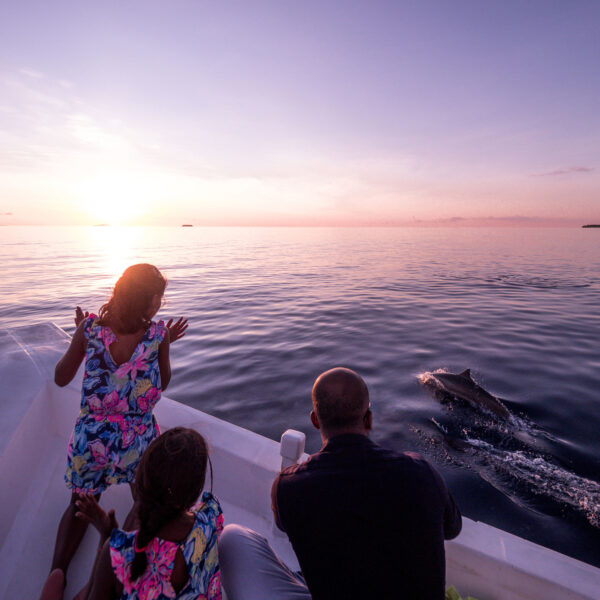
[0,323,599,600]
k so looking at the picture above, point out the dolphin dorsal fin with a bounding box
[459,369,472,379]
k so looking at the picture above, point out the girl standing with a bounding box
[48,263,188,591]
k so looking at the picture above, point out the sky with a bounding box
[0,0,598,226]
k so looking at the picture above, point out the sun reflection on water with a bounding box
[86,226,144,284]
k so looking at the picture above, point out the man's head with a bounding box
[311,367,371,441]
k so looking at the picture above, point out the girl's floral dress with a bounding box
[110,492,224,600]
[65,314,166,493]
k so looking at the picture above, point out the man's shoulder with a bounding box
[367,444,438,477]
[277,452,319,480]
[277,439,437,481]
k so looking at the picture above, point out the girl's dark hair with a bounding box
[130,427,209,581]
[98,264,167,334]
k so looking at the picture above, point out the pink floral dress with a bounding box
[65,315,166,493]
[109,493,224,600]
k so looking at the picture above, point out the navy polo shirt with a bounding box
[271,433,462,600]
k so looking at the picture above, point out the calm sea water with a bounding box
[1,226,599,566]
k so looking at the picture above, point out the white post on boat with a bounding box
[273,429,307,537]
[279,429,306,470]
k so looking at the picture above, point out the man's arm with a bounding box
[427,461,462,540]
[442,489,462,540]
[270,474,286,532]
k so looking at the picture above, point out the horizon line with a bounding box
[0,223,596,229]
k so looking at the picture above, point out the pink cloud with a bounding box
[533,166,593,177]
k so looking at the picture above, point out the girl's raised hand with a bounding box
[74,306,90,327]
[75,493,119,538]
[166,317,188,343]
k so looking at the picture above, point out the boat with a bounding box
[1,323,599,600]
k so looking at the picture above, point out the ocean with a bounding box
[1,225,599,566]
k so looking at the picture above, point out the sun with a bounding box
[78,173,155,225]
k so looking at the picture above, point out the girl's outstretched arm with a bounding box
[74,494,120,600]
[55,319,87,387]
[158,329,171,391]
[166,317,188,343]
[75,306,90,326]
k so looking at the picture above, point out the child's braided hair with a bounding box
[130,427,209,581]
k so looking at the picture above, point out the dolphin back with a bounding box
[431,369,511,420]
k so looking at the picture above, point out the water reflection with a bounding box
[0,225,599,565]
[86,225,144,284]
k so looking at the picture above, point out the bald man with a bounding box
[219,368,461,600]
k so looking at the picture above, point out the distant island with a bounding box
[582,224,600,228]
[182,224,193,227]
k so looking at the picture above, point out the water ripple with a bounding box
[1,226,599,565]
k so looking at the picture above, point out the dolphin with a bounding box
[429,369,511,420]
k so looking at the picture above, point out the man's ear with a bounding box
[364,408,373,431]
[310,410,320,430]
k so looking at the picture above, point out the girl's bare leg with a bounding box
[39,569,65,600]
[50,492,101,575]
[73,484,138,599]
[71,544,101,600]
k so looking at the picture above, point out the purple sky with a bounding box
[0,1,598,225]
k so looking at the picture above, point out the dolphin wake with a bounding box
[418,369,600,529]
[441,427,600,528]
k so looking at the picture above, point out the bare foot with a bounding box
[40,569,65,600]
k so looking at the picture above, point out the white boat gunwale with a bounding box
[0,323,599,600]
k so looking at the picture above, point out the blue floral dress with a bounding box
[65,314,166,493]
[109,492,224,600]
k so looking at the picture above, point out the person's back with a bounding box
[110,491,223,600]
[46,263,188,598]
[272,367,461,600]
[218,367,461,600]
[273,433,460,599]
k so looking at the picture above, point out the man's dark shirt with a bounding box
[271,433,462,600]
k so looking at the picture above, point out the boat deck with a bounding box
[0,324,298,598]
[1,324,599,600]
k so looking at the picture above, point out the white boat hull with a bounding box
[0,324,598,599]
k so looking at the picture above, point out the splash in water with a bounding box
[419,370,600,528]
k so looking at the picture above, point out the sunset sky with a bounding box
[0,1,598,226]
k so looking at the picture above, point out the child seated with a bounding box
[43,427,223,600]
